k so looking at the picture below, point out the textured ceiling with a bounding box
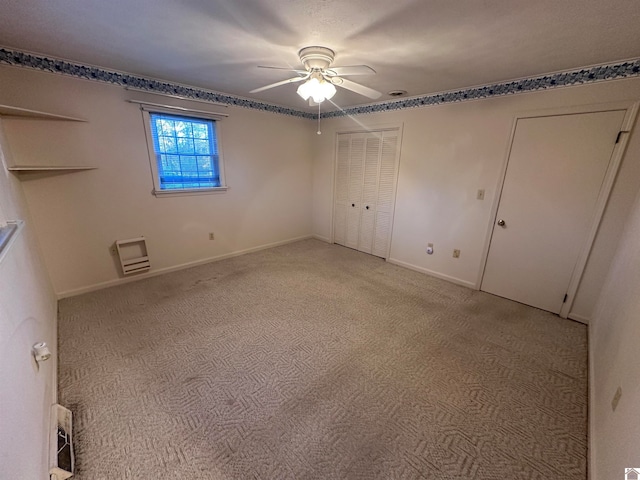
[0,0,639,112]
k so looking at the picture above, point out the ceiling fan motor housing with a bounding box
[299,46,335,71]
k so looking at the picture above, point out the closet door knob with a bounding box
[351,203,355,207]
[365,205,370,210]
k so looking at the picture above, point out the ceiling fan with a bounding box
[250,46,382,104]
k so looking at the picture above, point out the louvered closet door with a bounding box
[372,132,400,258]
[358,135,381,253]
[345,135,365,249]
[333,136,350,245]
[334,129,400,259]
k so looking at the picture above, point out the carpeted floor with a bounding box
[58,239,588,479]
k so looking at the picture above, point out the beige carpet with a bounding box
[58,239,587,479]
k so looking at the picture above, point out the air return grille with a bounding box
[50,404,74,479]
[116,236,151,275]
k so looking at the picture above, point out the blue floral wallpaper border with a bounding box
[1,47,639,120]
[323,59,640,118]
[0,48,311,119]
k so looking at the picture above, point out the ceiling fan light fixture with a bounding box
[253,46,380,102]
[296,76,336,103]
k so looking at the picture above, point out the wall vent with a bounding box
[50,404,74,480]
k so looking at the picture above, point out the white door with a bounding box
[481,110,625,313]
[333,129,401,259]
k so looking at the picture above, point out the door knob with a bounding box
[365,205,370,210]
[351,203,355,207]
[497,219,506,227]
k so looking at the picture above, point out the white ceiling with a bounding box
[1,0,639,112]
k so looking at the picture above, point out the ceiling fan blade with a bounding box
[249,75,308,94]
[258,66,309,75]
[338,78,382,99]
[325,65,376,76]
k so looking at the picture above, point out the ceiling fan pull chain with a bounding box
[317,102,322,135]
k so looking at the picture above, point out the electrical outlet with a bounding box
[109,245,117,255]
[453,249,461,258]
[209,233,215,240]
[612,386,622,411]
[427,243,434,255]
[477,189,485,200]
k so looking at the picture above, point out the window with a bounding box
[143,109,226,195]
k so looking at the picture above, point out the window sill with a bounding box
[152,186,228,197]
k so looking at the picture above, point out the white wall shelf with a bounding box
[0,104,93,175]
[0,104,86,122]
[8,165,97,174]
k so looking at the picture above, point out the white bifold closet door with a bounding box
[333,129,400,259]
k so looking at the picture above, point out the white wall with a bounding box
[1,61,639,479]
[590,180,640,479]
[0,120,58,479]
[312,78,640,321]
[0,65,315,296]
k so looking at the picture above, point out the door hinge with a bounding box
[563,293,568,303]
[615,131,628,144]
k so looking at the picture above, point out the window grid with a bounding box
[150,113,220,190]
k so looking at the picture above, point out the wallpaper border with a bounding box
[324,59,640,118]
[1,47,639,120]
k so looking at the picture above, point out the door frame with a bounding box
[476,101,639,319]
[330,122,404,260]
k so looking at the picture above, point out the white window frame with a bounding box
[140,105,228,197]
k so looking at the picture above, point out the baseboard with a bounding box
[588,321,595,480]
[386,258,476,289]
[52,302,58,404]
[568,312,591,324]
[312,234,331,243]
[57,234,313,299]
